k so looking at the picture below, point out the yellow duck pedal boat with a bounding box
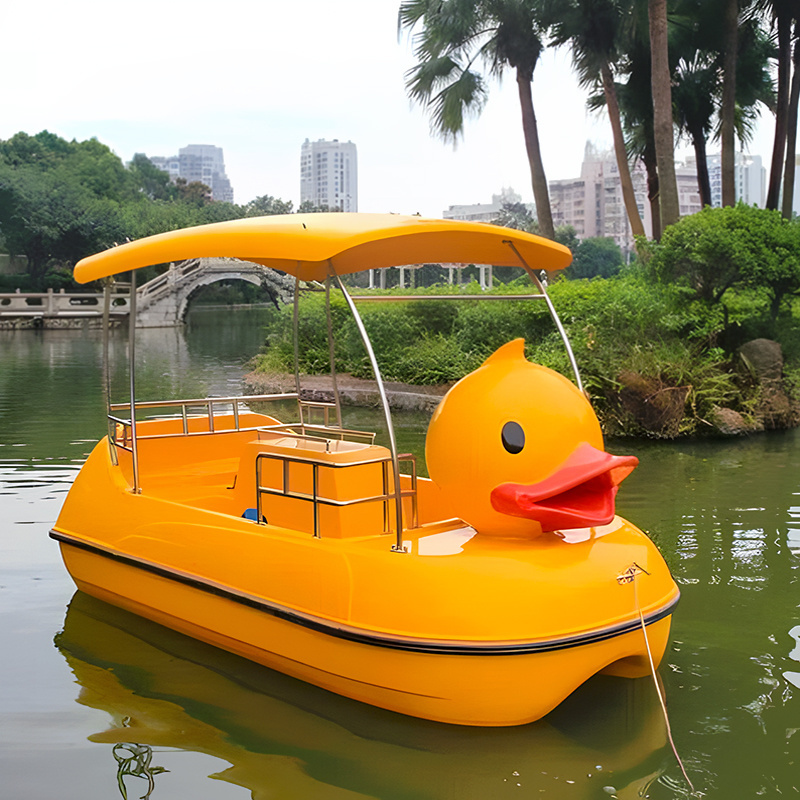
[51,214,679,726]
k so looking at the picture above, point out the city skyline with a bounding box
[138,135,779,241]
[1,1,784,219]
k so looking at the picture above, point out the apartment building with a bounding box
[705,152,766,208]
[550,143,708,252]
[549,143,650,253]
[149,144,234,203]
[300,139,358,212]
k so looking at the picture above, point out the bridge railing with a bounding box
[137,258,257,305]
[0,289,130,317]
[136,259,203,303]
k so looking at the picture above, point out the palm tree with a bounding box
[399,0,555,239]
[648,0,681,228]
[720,0,740,206]
[610,2,663,238]
[782,24,799,219]
[618,58,662,238]
[762,0,797,210]
[545,0,646,240]
[730,13,779,148]
[670,4,773,209]
[672,54,718,206]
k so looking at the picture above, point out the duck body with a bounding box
[52,338,678,727]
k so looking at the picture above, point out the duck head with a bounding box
[425,339,638,538]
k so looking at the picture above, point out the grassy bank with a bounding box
[251,272,800,438]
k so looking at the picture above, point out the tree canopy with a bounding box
[0,132,295,289]
[402,0,798,239]
[649,203,800,318]
[400,0,556,238]
[568,237,624,278]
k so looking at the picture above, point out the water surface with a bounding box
[1,307,798,798]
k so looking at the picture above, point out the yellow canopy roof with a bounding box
[73,213,572,284]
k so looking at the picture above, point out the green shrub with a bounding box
[648,204,800,319]
[389,335,482,384]
[566,237,623,279]
[252,270,794,436]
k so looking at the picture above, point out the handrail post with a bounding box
[312,464,321,538]
[330,267,406,551]
[256,456,264,524]
[128,270,141,493]
[207,400,215,432]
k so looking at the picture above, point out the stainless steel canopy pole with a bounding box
[101,279,118,466]
[292,275,301,398]
[330,267,405,551]
[128,271,141,493]
[325,269,343,428]
[504,240,584,393]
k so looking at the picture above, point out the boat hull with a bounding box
[54,533,675,727]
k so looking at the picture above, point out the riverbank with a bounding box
[244,370,448,413]
[250,275,800,439]
[246,342,800,438]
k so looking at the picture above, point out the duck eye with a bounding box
[501,421,525,454]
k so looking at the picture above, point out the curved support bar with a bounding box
[330,266,405,550]
[504,240,584,394]
[292,275,301,397]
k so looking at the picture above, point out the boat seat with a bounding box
[233,435,394,537]
[266,435,370,454]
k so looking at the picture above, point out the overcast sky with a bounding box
[2,0,779,217]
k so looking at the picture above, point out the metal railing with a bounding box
[298,399,338,429]
[259,421,376,447]
[255,443,418,539]
[109,392,299,450]
[136,259,204,303]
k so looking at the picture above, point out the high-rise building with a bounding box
[676,164,703,217]
[549,143,650,253]
[705,152,766,208]
[178,145,233,203]
[149,144,234,203]
[300,139,358,212]
[549,143,706,252]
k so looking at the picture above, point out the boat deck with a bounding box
[110,403,443,537]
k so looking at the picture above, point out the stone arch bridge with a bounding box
[136,258,295,327]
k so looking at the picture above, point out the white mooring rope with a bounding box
[632,573,700,797]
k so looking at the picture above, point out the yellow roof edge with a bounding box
[73,213,573,284]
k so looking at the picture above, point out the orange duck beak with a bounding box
[490,443,639,532]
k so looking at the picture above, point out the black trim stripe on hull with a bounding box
[50,529,679,657]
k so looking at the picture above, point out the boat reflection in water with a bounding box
[57,592,670,799]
